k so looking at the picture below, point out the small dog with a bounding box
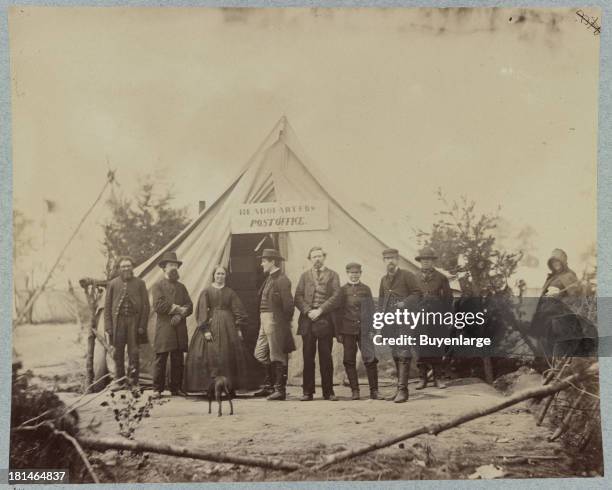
[207,376,234,417]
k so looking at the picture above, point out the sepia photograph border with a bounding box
[0,0,611,489]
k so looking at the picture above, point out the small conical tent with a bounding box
[97,117,420,387]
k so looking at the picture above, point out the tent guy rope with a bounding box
[14,170,116,326]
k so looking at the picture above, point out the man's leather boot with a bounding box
[366,363,380,399]
[415,365,429,390]
[267,362,287,401]
[254,363,274,397]
[393,361,410,403]
[386,358,400,401]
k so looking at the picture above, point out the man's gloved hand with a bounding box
[204,331,213,342]
[170,314,182,327]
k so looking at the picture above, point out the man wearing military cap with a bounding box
[337,262,379,400]
[151,251,193,397]
[378,248,422,403]
[413,246,453,390]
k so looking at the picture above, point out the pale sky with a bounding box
[9,7,599,288]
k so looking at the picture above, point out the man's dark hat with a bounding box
[415,247,438,262]
[382,248,399,258]
[346,262,362,271]
[260,248,285,261]
[158,251,183,268]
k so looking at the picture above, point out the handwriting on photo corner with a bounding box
[576,10,601,36]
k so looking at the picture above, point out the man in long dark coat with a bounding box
[151,251,193,397]
[254,249,296,401]
[378,248,422,403]
[104,256,150,389]
[295,246,342,401]
[413,247,453,390]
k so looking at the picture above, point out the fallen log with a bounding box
[313,363,597,470]
[76,436,302,472]
[495,454,561,461]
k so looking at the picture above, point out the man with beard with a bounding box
[151,251,193,398]
[378,248,422,403]
[104,256,150,389]
[413,247,453,390]
[295,246,342,401]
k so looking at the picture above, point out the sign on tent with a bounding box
[231,200,329,234]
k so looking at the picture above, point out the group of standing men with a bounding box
[252,245,452,403]
[104,251,194,396]
[103,244,452,403]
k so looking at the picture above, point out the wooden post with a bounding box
[78,279,107,392]
[537,356,572,426]
[70,280,95,388]
[85,330,96,388]
[483,357,494,384]
[548,391,586,442]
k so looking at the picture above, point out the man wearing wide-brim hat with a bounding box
[253,249,296,401]
[151,251,193,398]
[413,246,453,390]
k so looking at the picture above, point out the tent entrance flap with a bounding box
[228,233,278,388]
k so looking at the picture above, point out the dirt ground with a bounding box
[12,322,601,483]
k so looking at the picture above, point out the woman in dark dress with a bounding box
[183,266,249,393]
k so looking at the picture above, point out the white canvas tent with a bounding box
[96,117,420,387]
[14,268,87,325]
